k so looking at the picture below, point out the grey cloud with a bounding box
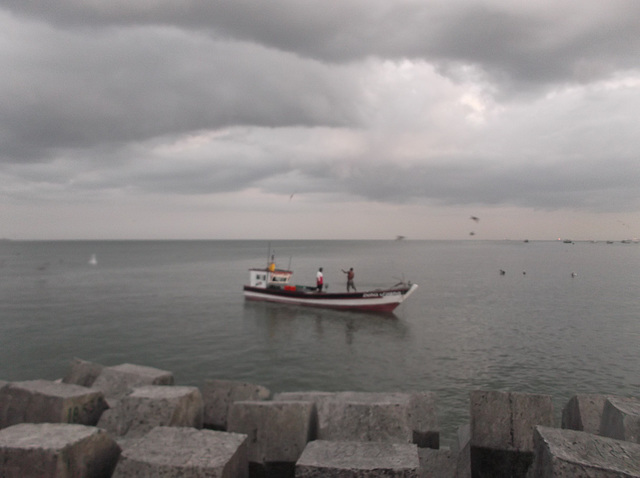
[1,1,639,220]
[418,161,634,211]
[132,157,292,196]
[7,145,637,214]
[282,152,640,213]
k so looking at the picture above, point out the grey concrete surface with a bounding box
[113,426,248,478]
[201,379,271,430]
[0,422,120,478]
[530,426,640,477]
[0,379,108,428]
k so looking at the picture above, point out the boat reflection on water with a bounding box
[242,300,409,346]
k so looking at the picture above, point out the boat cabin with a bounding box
[248,268,293,289]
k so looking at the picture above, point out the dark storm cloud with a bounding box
[3,0,639,91]
[0,11,359,163]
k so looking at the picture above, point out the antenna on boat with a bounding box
[392,273,407,288]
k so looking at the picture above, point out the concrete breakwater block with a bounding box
[113,426,248,478]
[561,394,608,434]
[600,396,640,444]
[274,391,439,449]
[419,448,456,478]
[91,363,174,401]
[227,400,316,469]
[0,380,108,429]
[0,422,121,478]
[296,440,420,478]
[453,423,471,478]
[470,390,554,477]
[62,357,104,388]
[530,425,640,477]
[201,378,271,430]
[98,385,203,438]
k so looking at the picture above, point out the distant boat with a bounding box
[243,266,418,313]
[89,254,97,265]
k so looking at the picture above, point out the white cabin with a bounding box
[248,268,293,289]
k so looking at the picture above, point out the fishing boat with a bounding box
[243,265,418,313]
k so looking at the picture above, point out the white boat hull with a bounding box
[244,283,418,313]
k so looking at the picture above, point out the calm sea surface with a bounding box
[1,240,638,444]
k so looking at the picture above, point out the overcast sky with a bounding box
[2,1,639,240]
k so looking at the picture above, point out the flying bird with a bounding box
[470,216,479,222]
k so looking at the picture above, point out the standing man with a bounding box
[316,267,324,292]
[341,267,356,292]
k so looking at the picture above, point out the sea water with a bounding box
[1,239,638,444]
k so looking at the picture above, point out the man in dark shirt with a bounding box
[341,267,356,292]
